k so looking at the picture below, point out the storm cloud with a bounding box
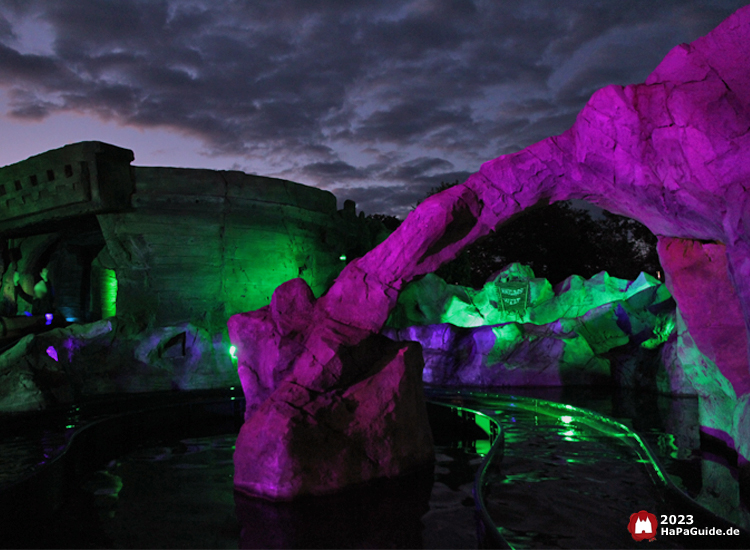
[0,0,746,216]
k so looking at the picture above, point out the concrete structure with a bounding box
[1,142,379,331]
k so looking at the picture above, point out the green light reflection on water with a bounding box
[436,403,499,458]
[561,429,577,441]
[657,433,680,459]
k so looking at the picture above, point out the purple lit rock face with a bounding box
[229,278,434,499]
[658,238,750,398]
[233,334,433,500]
[230,6,750,496]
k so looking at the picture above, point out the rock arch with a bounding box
[230,6,750,497]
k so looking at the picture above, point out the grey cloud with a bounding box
[0,0,747,216]
[0,42,72,86]
[335,166,472,218]
[358,100,473,143]
[302,160,367,180]
[0,11,12,39]
[381,156,455,181]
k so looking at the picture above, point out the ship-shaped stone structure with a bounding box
[0,141,377,328]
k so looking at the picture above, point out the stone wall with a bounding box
[0,143,383,411]
[97,166,374,330]
[0,142,134,236]
[1,143,380,330]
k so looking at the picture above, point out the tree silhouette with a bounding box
[380,181,661,288]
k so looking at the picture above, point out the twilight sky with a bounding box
[0,1,747,217]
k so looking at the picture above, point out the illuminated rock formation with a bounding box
[233,334,433,500]
[384,265,676,389]
[229,278,434,498]
[231,6,750,496]
[0,319,242,412]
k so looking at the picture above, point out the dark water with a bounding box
[3,388,749,548]
[0,407,82,485]
[0,431,67,484]
[32,433,483,548]
[443,390,750,549]
[3,401,490,549]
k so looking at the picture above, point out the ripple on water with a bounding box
[0,431,67,485]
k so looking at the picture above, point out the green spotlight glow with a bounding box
[229,345,237,359]
[560,415,573,424]
[101,268,118,318]
[339,254,347,261]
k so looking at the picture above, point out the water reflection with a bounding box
[19,403,494,549]
[441,388,750,547]
[235,467,433,549]
[235,402,492,549]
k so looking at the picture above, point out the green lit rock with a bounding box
[384,266,675,388]
[734,394,750,469]
[0,334,47,412]
[388,264,671,331]
[696,459,749,531]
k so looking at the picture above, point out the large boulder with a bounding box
[232,334,433,499]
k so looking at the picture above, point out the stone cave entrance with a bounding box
[4,215,114,324]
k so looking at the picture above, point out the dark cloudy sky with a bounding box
[0,1,747,217]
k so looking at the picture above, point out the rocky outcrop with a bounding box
[384,265,676,389]
[0,319,238,411]
[388,263,672,331]
[658,238,750,397]
[658,238,750,464]
[230,5,750,494]
[229,279,434,499]
[233,335,433,500]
